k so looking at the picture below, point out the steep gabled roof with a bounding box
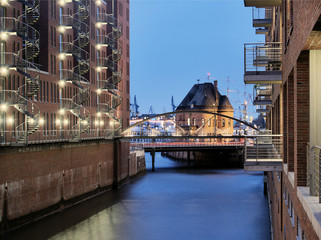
[176,82,233,110]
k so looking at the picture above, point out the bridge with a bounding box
[122,110,283,172]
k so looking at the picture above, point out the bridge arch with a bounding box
[122,110,259,135]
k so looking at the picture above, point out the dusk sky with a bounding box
[130,0,263,119]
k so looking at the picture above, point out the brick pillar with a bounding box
[287,70,295,172]
[283,82,287,164]
[296,51,309,186]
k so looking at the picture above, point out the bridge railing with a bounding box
[130,137,245,150]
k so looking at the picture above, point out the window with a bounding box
[222,119,225,127]
[54,55,56,75]
[127,98,129,111]
[126,26,129,39]
[54,27,56,47]
[126,44,129,58]
[187,118,190,126]
[91,45,95,62]
[126,80,129,93]
[50,54,53,74]
[91,23,95,40]
[126,8,129,21]
[126,62,129,76]
[50,26,53,46]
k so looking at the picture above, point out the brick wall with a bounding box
[0,139,141,228]
[295,51,309,186]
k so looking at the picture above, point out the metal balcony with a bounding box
[244,133,282,171]
[256,106,269,113]
[244,43,282,84]
[253,96,272,105]
[244,0,281,7]
[253,85,272,105]
[252,8,272,28]
[256,28,269,34]
[256,84,272,96]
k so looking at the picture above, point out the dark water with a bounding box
[3,153,270,240]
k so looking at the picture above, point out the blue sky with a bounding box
[130,0,263,119]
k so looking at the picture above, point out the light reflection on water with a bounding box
[5,153,270,240]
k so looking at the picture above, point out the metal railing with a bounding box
[130,137,245,150]
[244,134,282,162]
[309,145,321,202]
[244,42,282,73]
[0,129,115,146]
[252,7,273,22]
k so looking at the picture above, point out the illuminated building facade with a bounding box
[0,0,130,145]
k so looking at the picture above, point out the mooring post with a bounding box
[152,150,155,172]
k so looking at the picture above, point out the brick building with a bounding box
[0,0,135,231]
[176,81,233,136]
[0,0,130,144]
[244,0,321,239]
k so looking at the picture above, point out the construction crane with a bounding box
[130,95,139,117]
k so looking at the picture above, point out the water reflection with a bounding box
[4,153,270,240]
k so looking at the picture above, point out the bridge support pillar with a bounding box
[151,150,155,172]
[188,151,191,165]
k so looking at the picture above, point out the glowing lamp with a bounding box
[0,32,7,40]
[0,67,8,75]
[7,117,13,124]
[0,103,7,111]
[59,80,65,87]
[59,109,65,115]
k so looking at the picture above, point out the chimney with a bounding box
[214,80,218,90]
[214,80,219,106]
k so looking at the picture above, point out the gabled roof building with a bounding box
[176,81,233,136]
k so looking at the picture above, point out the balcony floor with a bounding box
[244,71,282,84]
[244,0,281,7]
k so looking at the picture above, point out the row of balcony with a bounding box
[243,0,281,115]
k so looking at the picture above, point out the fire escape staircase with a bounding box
[0,0,40,144]
[96,12,123,136]
[58,0,90,141]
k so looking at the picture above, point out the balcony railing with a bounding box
[252,7,273,28]
[244,134,282,171]
[244,42,282,84]
[308,145,321,202]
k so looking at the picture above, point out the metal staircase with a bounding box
[59,0,90,141]
[0,0,41,145]
[96,12,123,137]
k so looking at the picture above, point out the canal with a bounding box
[3,153,271,240]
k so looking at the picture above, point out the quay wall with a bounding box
[0,140,145,232]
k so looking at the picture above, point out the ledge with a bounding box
[297,186,321,238]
